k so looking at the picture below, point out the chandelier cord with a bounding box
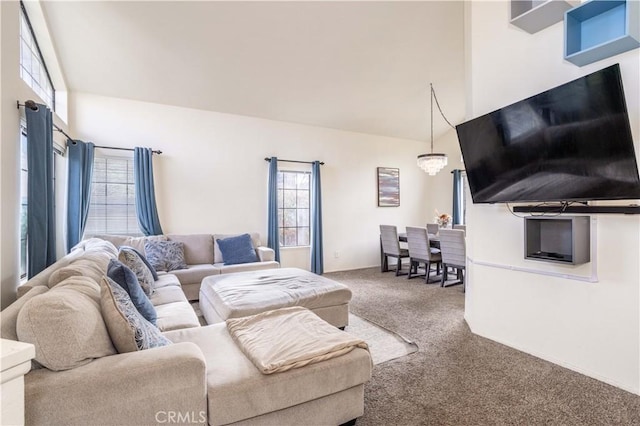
[430,83,456,130]
[430,83,434,152]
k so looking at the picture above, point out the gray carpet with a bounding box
[326,267,640,426]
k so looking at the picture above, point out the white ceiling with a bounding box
[42,1,466,142]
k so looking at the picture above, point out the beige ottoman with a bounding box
[199,268,352,328]
[164,315,371,425]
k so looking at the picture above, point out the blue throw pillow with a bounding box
[107,259,157,326]
[216,234,259,265]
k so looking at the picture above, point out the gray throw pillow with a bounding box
[100,277,171,353]
[144,240,188,272]
[121,245,159,280]
[216,233,259,265]
[118,247,156,296]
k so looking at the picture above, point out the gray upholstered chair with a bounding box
[453,224,466,234]
[438,229,466,290]
[426,223,440,236]
[406,226,441,283]
[380,225,410,276]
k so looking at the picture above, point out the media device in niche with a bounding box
[456,64,640,204]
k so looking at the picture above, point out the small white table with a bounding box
[1,339,35,426]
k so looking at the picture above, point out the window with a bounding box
[278,171,310,247]
[84,156,141,237]
[19,2,55,109]
[19,127,28,279]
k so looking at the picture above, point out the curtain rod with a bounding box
[264,157,325,165]
[17,100,163,155]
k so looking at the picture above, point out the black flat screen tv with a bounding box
[456,64,640,204]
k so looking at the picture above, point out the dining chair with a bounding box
[438,229,466,290]
[453,224,466,234]
[406,226,441,283]
[379,225,410,276]
[426,223,440,236]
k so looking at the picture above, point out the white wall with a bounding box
[1,0,24,309]
[70,93,432,272]
[0,1,68,309]
[464,1,640,394]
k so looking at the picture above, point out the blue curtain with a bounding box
[66,140,95,251]
[26,103,56,278]
[267,157,280,262]
[310,161,323,274]
[452,169,463,225]
[134,147,164,236]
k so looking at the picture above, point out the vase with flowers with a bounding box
[434,210,452,228]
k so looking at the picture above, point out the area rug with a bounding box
[346,313,418,365]
[190,302,417,365]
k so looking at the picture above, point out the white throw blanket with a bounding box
[227,306,368,374]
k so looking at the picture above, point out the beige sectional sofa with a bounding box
[96,233,280,300]
[1,237,371,425]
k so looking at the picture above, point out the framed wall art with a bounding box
[377,167,400,207]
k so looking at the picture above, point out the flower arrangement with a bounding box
[434,210,452,227]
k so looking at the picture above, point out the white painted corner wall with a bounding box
[0,1,69,309]
[464,1,640,394]
[69,93,435,272]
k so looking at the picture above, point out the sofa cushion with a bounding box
[48,260,105,289]
[107,259,157,325]
[149,285,188,306]
[73,238,119,257]
[118,247,156,295]
[213,261,280,275]
[213,233,261,264]
[163,323,372,426]
[169,264,219,286]
[155,302,201,332]
[145,241,188,272]
[71,250,117,274]
[0,286,48,341]
[100,277,171,353]
[216,234,259,265]
[95,234,167,255]
[167,234,214,265]
[16,277,116,371]
[154,272,182,289]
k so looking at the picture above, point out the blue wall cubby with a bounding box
[564,0,639,66]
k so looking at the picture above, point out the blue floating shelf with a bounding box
[564,0,640,66]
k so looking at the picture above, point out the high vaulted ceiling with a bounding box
[42,1,466,142]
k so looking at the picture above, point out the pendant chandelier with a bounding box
[417,83,455,176]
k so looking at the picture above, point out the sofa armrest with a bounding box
[25,342,207,425]
[256,246,275,262]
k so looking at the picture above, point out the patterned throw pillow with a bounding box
[120,245,159,280]
[216,233,259,265]
[107,259,157,326]
[118,247,156,296]
[144,241,188,272]
[100,277,171,353]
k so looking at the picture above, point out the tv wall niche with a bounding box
[524,216,590,265]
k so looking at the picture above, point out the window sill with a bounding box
[280,246,311,250]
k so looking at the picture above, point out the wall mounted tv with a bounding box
[456,64,640,204]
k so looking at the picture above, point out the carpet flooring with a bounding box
[325,267,640,426]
